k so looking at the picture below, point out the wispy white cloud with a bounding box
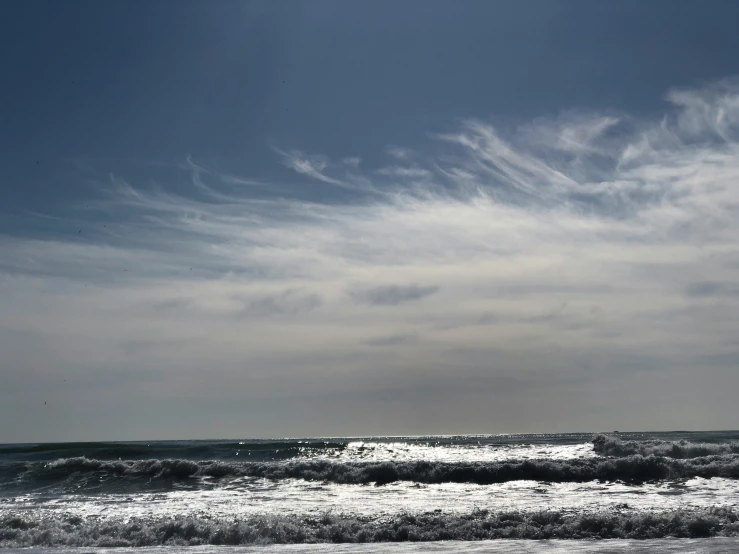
[376,166,432,179]
[387,146,414,160]
[3,79,739,438]
[341,157,361,168]
[273,147,379,194]
[274,147,342,185]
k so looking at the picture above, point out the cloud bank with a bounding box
[2,79,739,440]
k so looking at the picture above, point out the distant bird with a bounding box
[44,402,47,405]
[78,230,82,233]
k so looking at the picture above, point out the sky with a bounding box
[2,1,739,442]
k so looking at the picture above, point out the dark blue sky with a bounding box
[3,0,739,213]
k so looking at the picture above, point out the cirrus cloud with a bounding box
[2,79,739,440]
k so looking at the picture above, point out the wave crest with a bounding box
[3,507,739,546]
[13,453,739,489]
[592,435,739,458]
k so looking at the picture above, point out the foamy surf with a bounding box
[3,431,739,547]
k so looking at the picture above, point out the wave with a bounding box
[592,435,739,459]
[2,507,739,546]
[9,453,739,490]
[236,456,739,485]
[0,440,347,463]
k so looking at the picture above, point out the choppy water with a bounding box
[3,431,739,551]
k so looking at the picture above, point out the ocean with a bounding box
[2,431,739,552]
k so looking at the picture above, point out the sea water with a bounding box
[2,431,739,552]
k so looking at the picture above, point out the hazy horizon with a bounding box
[6,428,739,446]
[3,1,739,443]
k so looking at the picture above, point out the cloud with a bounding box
[235,289,323,318]
[274,148,376,193]
[685,281,739,297]
[387,146,413,160]
[376,166,432,179]
[350,284,439,306]
[365,334,418,347]
[3,78,739,439]
[275,148,342,185]
[519,112,623,157]
[342,157,361,168]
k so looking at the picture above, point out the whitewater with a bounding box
[3,431,739,552]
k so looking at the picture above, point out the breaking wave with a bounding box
[592,435,739,459]
[9,452,739,490]
[3,507,739,546]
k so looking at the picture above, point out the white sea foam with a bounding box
[319,441,597,463]
[4,433,739,547]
